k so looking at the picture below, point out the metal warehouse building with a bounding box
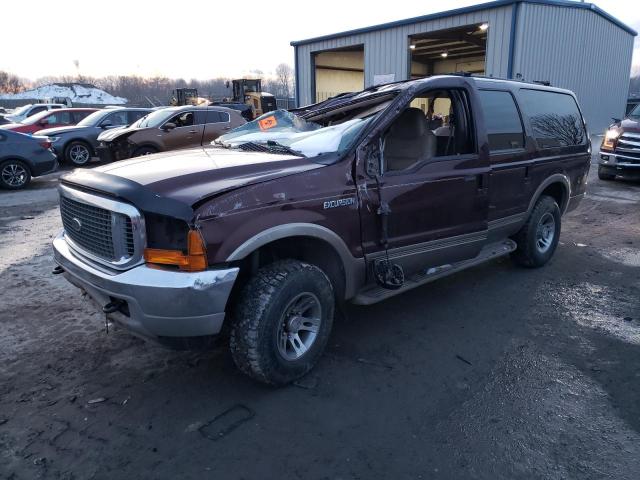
[291,0,636,132]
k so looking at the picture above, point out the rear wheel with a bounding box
[0,159,31,189]
[598,166,616,181]
[132,146,157,157]
[229,259,334,386]
[511,195,561,268]
[65,141,92,166]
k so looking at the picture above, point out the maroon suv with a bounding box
[52,75,590,385]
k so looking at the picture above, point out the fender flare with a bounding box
[526,174,571,215]
[226,223,364,299]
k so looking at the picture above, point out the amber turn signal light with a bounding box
[144,230,207,272]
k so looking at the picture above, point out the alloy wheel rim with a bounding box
[536,212,556,253]
[70,145,90,164]
[1,163,27,187]
[276,292,322,361]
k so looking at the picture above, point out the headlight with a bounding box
[602,129,620,149]
[48,136,60,143]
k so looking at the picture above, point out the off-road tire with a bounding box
[0,159,31,189]
[229,259,334,386]
[597,166,616,181]
[65,140,92,166]
[132,146,157,157]
[511,195,561,268]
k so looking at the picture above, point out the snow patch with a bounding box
[0,83,127,105]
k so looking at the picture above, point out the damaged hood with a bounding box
[66,147,325,208]
[97,125,137,142]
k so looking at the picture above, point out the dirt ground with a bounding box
[1,158,640,480]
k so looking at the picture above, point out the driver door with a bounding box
[160,110,204,150]
[356,84,489,277]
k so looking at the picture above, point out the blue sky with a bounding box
[2,0,638,79]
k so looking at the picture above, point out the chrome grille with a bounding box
[58,185,145,270]
[615,132,640,163]
[61,196,116,259]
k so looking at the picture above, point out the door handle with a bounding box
[188,130,197,134]
[223,126,231,130]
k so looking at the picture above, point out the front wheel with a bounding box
[229,260,334,386]
[65,141,92,166]
[511,195,561,268]
[598,166,616,181]
[0,159,31,189]
[132,146,157,157]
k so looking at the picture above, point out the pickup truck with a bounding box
[52,75,590,385]
[599,103,640,180]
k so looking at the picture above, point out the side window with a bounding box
[128,110,147,124]
[102,111,128,126]
[42,111,72,125]
[519,89,586,149]
[194,111,208,125]
[383,89,474,172]
[50,105,63,110]
[167,111,194,128]
[477,90,524,151]
[28,106,47,117]
[204,111,230,124]
[73,111,93,122]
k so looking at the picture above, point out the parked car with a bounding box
[37,107,151,166]
[0,108,98,135]
[52,75,590,385]
[598,103,640,180]
[2,103,66,123]
[0,130,57,189]
[95,105,245,161]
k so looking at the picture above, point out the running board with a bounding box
[352,239,517,305]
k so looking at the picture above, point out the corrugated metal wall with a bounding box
[512,3,634,133]
[295,5,514,106]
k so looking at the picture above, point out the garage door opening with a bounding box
[409,24,487,79]
[313,45,364,103]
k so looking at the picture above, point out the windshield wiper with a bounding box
[237,141,306,158]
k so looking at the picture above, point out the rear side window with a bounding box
[206,111,230,124]
[28,106,47,117]
[128,110,147,123]
[519,89,586,149]
[73,111,93,122]
[478,90,525,151]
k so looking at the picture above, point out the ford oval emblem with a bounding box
[71,217,82,232]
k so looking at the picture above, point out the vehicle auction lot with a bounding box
[1,159,639,479]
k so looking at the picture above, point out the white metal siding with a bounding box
[512,3,634,133]
[295,5,514,106]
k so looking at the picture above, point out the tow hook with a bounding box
[103,299,125,314]
[52,265,65,275]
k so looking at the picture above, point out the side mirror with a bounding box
[100,122,113,129]
[39,120,48,126]
[162,122,176,131]
[611,117,621,124]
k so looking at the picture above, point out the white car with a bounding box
[2,103,66,123]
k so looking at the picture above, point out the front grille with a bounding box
[615,132,640,163]
[60,195,135,262]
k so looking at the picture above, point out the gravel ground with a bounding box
[1,159,639,479]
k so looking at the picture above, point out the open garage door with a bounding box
[409,24,487,79]
[313,46,364,103]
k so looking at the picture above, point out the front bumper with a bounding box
[53,232,239,340]
[599,151,640,173]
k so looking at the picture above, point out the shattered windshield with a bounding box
[216,109,375,159]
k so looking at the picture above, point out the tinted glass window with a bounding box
[28,106,47,117]
[205,111,230,124]
[478,90,524,151]
[128,110,148,123]
[42,111,73,125]
[103,111,128,126]
[73,111,93,122]
[194,111,208,125]
[519,89,586,148]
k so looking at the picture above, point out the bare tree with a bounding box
[275,63,294,98]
